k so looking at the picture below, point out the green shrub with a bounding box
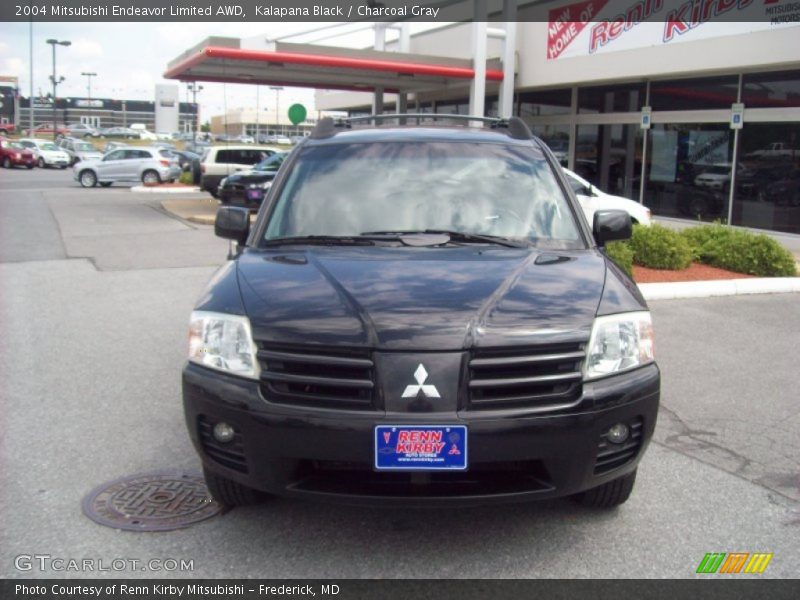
[682,224,797,277]
[178,171,194,185]
[604,241,634,277]
[630,224,693,270]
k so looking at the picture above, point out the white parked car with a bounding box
[563,168,652,226]
[694,163,734,191]
[18,138,71,169]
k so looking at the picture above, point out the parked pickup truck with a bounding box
[747,142,797,159]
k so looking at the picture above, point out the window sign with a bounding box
[641,106,651,130]
[688,131,730,166]
[730,103,744,130]
[650,129,678,182]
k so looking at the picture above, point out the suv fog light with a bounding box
[213,422,235,443]
[607,423,630,444]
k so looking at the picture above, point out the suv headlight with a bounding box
[188,311,259,379]
[584,311,654,380]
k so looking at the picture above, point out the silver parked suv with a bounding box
[57,137,104,165]
[74,146,181,188]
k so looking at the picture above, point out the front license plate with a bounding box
[374,425,467,471]
[246,190,262,200]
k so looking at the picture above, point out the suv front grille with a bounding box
[257,344,376,410]
[467,344,584,411]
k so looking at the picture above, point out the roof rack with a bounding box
[309,113,533,141]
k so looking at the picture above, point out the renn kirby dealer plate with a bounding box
[374,425,467,471]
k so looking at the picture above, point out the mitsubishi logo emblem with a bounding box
[402,364,441,398]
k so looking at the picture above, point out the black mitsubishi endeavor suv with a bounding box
[183,115,659,509]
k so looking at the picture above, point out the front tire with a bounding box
[79,170,97,188]
[574,469,637,508]
[2,157,10,169]
[38,158,46,168]
[142,170,160,185]
[203,467,265,507]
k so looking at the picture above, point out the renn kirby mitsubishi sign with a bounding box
[547,0,800,60]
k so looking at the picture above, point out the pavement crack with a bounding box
[659,404,753,473]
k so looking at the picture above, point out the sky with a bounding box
[0,21,446,121]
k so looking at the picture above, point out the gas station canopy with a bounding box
[164,37,504,93]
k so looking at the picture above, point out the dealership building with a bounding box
[166,7,800,235]
[9,83,199,135]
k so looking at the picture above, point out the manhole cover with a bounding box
[82,472,221,532]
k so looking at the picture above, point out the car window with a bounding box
[20,141,34,148]
[565,173,586,195]
[245,149,271,163]
[265,141,583,248]
[42,143,59,151]
[216,149,246,164]
[255,153,286,171]
[105,150,125,161]
[76,143,94,152]
[123,149,150,159]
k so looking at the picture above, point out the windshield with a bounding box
[42,143,59,151]
[255,152,287,171]
[264,141,583,248]
[76,143,95,151]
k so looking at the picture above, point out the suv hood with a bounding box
[236,247,607,350]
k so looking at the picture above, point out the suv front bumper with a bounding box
[183,362,659,506]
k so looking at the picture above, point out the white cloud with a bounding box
[4,57,25,75]
[69,39,104,59]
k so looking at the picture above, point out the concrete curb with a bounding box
[131,185,201,194]
[186,215,215,226]
[639,277,800,300]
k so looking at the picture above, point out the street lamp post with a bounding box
[81,72,96,127]
[255,85,260,143]
[269,86,283,137]
[46,38,71,141]
[187,83,203,142]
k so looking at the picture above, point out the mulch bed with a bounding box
[633,263,756,284]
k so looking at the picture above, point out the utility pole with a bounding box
[255,85,260,143]
[269,86,283,137]
[46,38,71,140]
[81,71,96,126]
[187,82,203,142]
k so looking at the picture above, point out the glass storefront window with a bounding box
[518,88,571,118]
[742,70,800,109]
[649,76,739,111]
[575,124,642,200]
[733,122,800,234]
[644,123,733,221]
[530,124,570,167]
[578,83,646,114]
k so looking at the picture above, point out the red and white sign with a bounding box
[547,0,800,60]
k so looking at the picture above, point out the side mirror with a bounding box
[215,206,250,245]
[593,209,632,246]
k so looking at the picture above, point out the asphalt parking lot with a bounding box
[0,167,798,579]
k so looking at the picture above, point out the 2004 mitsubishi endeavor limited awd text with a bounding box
[183,115,659,509]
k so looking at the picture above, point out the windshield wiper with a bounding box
[263,235,375,247]
[360,229,530,249]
